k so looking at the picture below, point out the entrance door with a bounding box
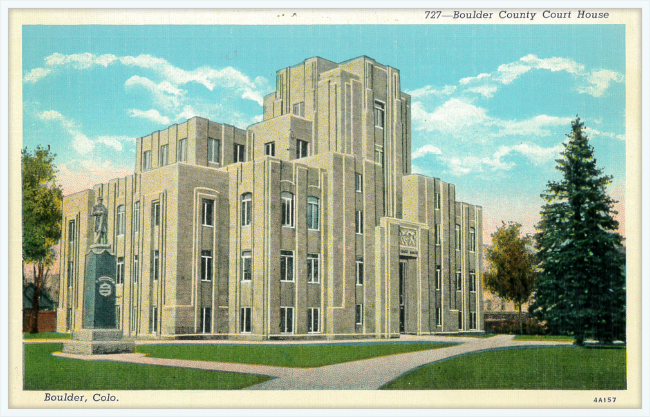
[399,260,407,333]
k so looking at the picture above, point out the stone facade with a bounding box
[58,56,484,339]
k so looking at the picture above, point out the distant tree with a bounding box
[483,222,536,333]
[531,117,626,345]
[22,146,63,333]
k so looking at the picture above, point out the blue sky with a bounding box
[22,25,626,241]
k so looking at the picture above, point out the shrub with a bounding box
[491,318,548,335]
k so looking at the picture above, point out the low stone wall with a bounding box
[484,311,529,333]
[22,310,57,332]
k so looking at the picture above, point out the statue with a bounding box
[92,197,109,245]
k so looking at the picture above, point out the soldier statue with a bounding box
[92,197,109,245]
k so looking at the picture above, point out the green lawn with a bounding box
[24,343,271,390]
[23,332,72,340]
[381,346,626,390]
[138,342,456,368]
[513,334,575,342]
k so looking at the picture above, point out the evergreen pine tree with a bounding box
[531,117,625,345]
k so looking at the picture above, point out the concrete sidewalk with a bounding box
[52,335,573,390]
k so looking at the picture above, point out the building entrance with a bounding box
[399,260,407,333]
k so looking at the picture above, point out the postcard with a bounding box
[4,3,646,414]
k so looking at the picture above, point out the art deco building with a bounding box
[58,56,484,339]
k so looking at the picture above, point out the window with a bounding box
[307,254,319,283]
[234,143,245,163]
[281,192,294,227]
[264,142,276,157]
[456,270,462,291]
[436,308,442,326]
[280,251,294,282]
[355,173,363,193]
[132,306,138,332]
[374,148,383,165]
[152,250,160,281]
[469,227,476,252]
[151,307,158,334]
[240,307,252,333]
[435,266,441,290]
[132,255,139,283]
[116,205,126,236]
[355,210,363,235]
[307,308,320,333]
[469,271,476,292]
[435,226,441,246]
[133,201,140,233]
[208,138,220,163]
[469,312,477,330]
[458,311,463,329]
[202,199,214,226]
[356,258,364,286]
[280,307,294,333]
[160,144,168,166]
[241,193,252,226]
[241,251,252,281]
[307,197,319,230]
[68,220,75,242]
[374,100,385,128]
[201,250,212,282]
[152,202,160,226]
[67,261,74,288]
[117,257,124,284]
[177,139,187,162]
[296,139,308,159]
[435,193,441,210]
[116,306,121,329]
[66,308,72,331]
[455,224,461,251]
[292,101,305,117]
[355,304,364,325]
[201,307,212,333]
[142,150,152,171]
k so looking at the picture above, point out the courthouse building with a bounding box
[57,56,484,339]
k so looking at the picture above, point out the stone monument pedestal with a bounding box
[63,329,135,355]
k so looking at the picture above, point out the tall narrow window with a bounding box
[160,144,168,166]
[280,307,294,334]
[116,257,124,284]
[202,199,214,226]
[292,101,305,117]
[456,270,462,291]
[435,266,441,290]
[67,260,74,288]
[152,250,160,281]
[435,193,441,210]
[208,138,220,163]
[152,202,160,226]
[116,205,126,236]
[281,192,294,227]
[264,142,276,157]
[436,308,442,326]
[280,251,294,282]
[241,193,252,226]
[241,251,252,281]
[307,308,320,333]
[132,255,139,283]
[151,307,158,334]
[296,139,308,159]
[234,143,245,163]
[374,148,383,165]
[133,201,140,233]
[469,227,476,252]
[66,308,72,330]
[132,306,138,332]
[142,150,152,171]
[436,226,441,246]
[355,210,363,235]
[455,224,461,251]
[307,197,319,230]
[68,220,75,243]
[458,311,463,329]
[115,306,121,329]
[201,250,212,282]
[374,100,385,128]
[355,173,363,193]
[469,271,476,292]
[355,304,364,325]
[240,307,251,333]
[469,312,477,330]
[307,254,319,283]
[177,139,187,162]
[356,258,364,286]
[201,307,212,333]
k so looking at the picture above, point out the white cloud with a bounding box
[578,69,624,97]
[466,84,498,98]
[459,73,490,85]
[24,68,51,83]
[176,105,198,122]
[406,85,456,98]
[44,52,118,69]
[495,61,532,85]
[95,136,132,152]
[57,159,132,195]
[125,75,183,110]
[128,108,171,125]
[72,133,94,155]
[510,142,565,163]
[495,115,573,138]
[412,145,442,159]
[520,54,584,74]
[583,126,625,141]
[411,98,490,134]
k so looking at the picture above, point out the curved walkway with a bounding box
[52,335,572,390]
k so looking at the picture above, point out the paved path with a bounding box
[52,335,572,390]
